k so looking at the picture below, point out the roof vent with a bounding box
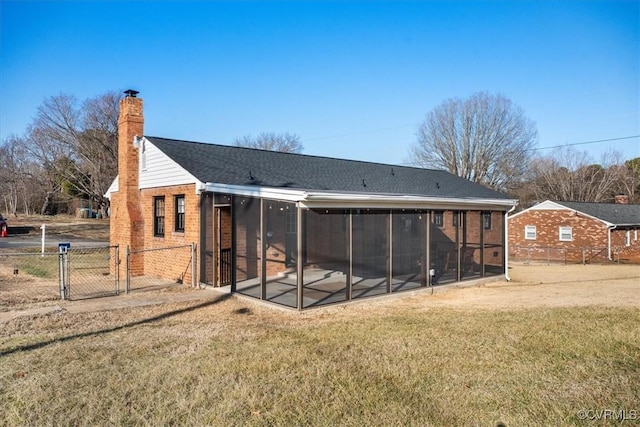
[124,89,139,98]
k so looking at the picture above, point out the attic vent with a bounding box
[124,89,139,98]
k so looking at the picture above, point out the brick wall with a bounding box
[137,184,199,284]
[507,209,640,263]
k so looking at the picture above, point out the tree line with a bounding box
[1,90,637,217]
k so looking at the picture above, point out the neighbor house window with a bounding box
[525,225,537,240]
[625,230,631,247]
[483,212,492,230]
[154,196,165,237]
[559,226,572,242]
[175,195,185,232]
[452,212,458,227]
[433,211,443,227]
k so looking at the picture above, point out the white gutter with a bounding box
[504,203,517,281]
[301,191,517,210]
[202,183,518,210]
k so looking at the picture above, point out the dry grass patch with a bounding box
[1,293,638,426]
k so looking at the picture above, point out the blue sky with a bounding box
[1,1,638,166]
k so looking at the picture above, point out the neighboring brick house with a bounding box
[106,90,518,310]
[508,199,640,263]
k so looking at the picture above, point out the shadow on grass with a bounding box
[0,293,231,357]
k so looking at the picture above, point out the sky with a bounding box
[1,1,639,167]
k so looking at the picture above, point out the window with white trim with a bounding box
[559,226,572,242]
[625,230,631,247]
[525,225,536,240]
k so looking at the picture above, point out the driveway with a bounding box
[0,233,108,250]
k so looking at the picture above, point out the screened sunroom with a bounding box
[200,188,512,310]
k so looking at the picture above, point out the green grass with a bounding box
[1,297,638,426]
[20,264,53,279]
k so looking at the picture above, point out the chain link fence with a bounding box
[509,245,621,265]
[1,243,195,309]
[0,250,62,309]
[65,246,119,300]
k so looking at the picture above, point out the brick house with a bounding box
[508,199,640,263]
[106,90,518,309]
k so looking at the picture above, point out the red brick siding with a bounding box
[138,185,199,283]
[508,209,640,263]
[110,96,144,278]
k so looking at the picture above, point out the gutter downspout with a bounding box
[607,225,617,261]
[504,204,517,281]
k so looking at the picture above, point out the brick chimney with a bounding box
[110,90,145,276]
[614,194,629,204]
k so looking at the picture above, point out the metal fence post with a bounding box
[191,242,197,288]
[126,245,131,294]
[58,246,70,300]
[115,245,120,295]
[58,251,66,300]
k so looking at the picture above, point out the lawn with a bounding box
[1,264,639,427]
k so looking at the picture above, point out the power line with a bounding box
[398,134,640,167]
[533,135,640,151]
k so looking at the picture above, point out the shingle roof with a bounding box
[147,136,512,201]
[558,201,640,226]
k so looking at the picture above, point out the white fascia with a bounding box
[301,191,517,210]
[202,183,306,202]
[202,184,517,210]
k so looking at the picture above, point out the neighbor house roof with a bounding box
[557,201,640,226]
[510,200,640,227]
[147,136,512,202]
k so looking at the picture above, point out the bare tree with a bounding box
[615,157,640,203]
[25,91,120,214]
[409,92,538,192]
[233,132,303,153]
[0,135,44,215]
[526,147,629,203]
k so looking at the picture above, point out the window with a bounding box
[483,212,492,230]
[452,211,458,227]
[525,225,537,240]
[433,211,443,227]
[559,226,572,242]
[175,195,185,232]
[154,196,165,237]
[625,230,631,247]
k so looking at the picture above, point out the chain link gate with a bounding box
[59,245,120,300]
